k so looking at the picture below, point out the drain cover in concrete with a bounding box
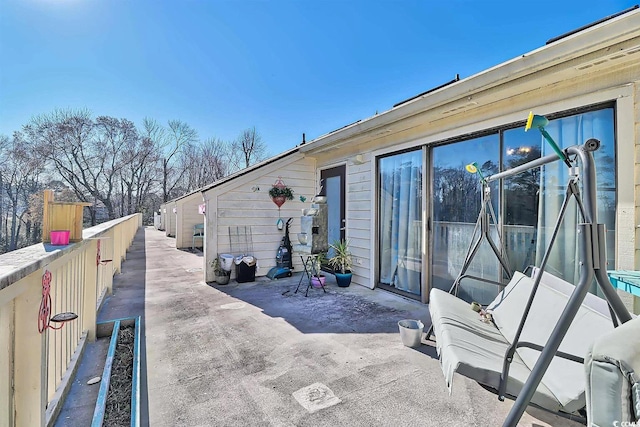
[220,302,246,310]
[292,382,341,413]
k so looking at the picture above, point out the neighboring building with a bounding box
[201,149,316,281]
[164,201,177,238]
[171,8,640,304]
[174,190,205,249]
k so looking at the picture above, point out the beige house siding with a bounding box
[203,153,316,282]
[175,192,204,249]
[165,201,177,237]
[315,153,374,289]
[303,19,640,300]
[159,203,166,231]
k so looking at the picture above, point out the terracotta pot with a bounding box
[272,196,286,208]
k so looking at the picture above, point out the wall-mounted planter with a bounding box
[272,196,287,208]
[269,177,294,209]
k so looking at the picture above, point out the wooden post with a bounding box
[0,300,15,427]
[42,190,53,244]
[13,270,47,427]
[83,239,98,341]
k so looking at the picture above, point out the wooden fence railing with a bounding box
[0,213,141,427]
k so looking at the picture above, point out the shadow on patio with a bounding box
[58,228,582,427]
[209,273,431,336]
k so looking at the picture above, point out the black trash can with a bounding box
[236,258,256,283]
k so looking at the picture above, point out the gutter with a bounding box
[300,9,640,154]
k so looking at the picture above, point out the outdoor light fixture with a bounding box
[525,111,572,167]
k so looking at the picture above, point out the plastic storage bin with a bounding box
[236,260,256,283]
[218,254,234,272]
[50,230,70,246]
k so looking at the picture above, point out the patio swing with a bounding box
[428,113,633,426]
[424,168,513,341]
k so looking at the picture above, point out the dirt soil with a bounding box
[104,326,134,427]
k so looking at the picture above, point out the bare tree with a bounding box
[202,137,233,181]
[93,116,139,220]
[179,137,232,191]
[25,109,134,224]
[160,119,198,201]
[232,127,267,170]
[0,131,44,251]
[0,134,8,250]
[118,133,160,218]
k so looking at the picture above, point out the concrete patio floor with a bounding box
[56,227,583,426]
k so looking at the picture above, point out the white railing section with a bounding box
[0,213,141,427]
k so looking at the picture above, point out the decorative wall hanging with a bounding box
[269,177,294,222]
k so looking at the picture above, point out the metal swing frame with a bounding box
[479,139,633,426]
[425,181,513,339]
[447,182,513,297]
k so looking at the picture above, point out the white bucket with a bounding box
[218,254,234,272]
[398,319,424,348]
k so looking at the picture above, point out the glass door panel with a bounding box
[502,128,543,273]
[504,108,615,293]
[431,134,501,304]
[321,166,345,260]
[378,150,423,297]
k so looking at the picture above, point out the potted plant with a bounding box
[211,257,230,285]
[311,252,327,288]
[269,182,294,208]
[328,239,353,287]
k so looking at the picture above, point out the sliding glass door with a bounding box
[378,150,423,298]
[431,134,502,303]
[376,105,616,303]
[504,107,616,293]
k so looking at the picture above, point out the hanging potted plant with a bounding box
[328,239,353,287]
[211,258,230,285]
[269,177,294,208]
[311,252,327,288]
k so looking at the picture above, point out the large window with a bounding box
[376,105,616,302]
[504,107,616,295]
[378,150,423,297]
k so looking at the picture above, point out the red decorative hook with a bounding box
[38,270,77,333]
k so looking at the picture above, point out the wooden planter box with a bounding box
[93,317,141,427]
[42,190,92,244]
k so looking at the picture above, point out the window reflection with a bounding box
[431,134,501,304]
[378,150,423,297]
[378,106,616,302]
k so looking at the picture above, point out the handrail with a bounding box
[0,213,142,427]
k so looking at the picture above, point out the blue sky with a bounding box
[0,0,635,155]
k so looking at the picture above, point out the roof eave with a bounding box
[300,9,640,153]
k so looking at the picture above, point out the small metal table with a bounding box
[294,253,326,297]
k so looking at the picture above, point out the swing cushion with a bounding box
[430,271,614,414]
[584,316,640,425]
